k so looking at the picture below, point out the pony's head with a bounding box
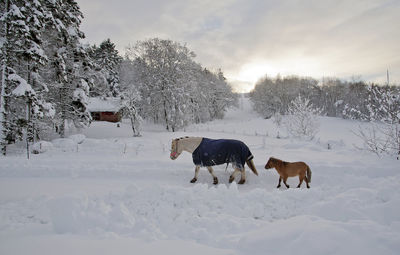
[170,138,183,160]
[265,157,279,169]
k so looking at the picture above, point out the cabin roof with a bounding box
[87,97,122,112]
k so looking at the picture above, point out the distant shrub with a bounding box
[284,95,322,140]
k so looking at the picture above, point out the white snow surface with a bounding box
[1,96,399,255]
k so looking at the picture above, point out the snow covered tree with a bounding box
[42,0,92,137]
[342,81,369,120]
[250,75,317,118]
[284,95,322,140]
[0,0,13,155]
[318,78,347,117]
[349,85,400,157]
[122,91,142,137]
[85,45,108,97]
[126,38,196,131]
[0,0,53,155]
[125,38,237,131]
[249,77,277,118]
[120,60,142,137]
[90,39,122,97]
[200,68,237,120]
[10,73,54,157]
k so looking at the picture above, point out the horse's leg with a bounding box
[305,176,310,189]
[283,176,290,188]
[238,168,246,184]
[207,166,218,185]
[190,166,200,183]
[277,176,282,188]
[229,168,240,183]
[297,174,304,188]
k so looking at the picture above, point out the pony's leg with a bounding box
[229,169,241,183]
[238,168,246,184]
[190,166,200,183]
[283,176,290,188]
[277,177,282,188]
[297,175,304,188]
[305,176,310,189]
[207,166,218,185]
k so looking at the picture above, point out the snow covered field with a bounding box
[1,97,399,255]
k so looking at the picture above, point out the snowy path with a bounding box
[1,97,399,255]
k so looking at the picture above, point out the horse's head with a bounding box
[170,138,183,160]
[265,157,277,169]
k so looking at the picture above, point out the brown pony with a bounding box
[265,157,311,189]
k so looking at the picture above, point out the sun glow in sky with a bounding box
[228,58,322,92]
[226,62,279,93]
[78,0,400,93]
[236,62,278,83]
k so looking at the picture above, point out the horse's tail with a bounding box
[306,165,312,183]
[246,159,258,176]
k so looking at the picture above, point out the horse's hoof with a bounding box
[213,177,218,185]
[277,185,281,188]
[238,179,245,184]
[190,178,197,183]
[229,176,234,183]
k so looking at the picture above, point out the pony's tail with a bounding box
[306,166,312,183]
[246,159,258,176]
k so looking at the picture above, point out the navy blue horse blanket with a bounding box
[192,138,253,168]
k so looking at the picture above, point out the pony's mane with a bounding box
[271,157,289,166]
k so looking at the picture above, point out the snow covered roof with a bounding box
[86,97,122,112]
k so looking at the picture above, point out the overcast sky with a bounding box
[77,0,400,92]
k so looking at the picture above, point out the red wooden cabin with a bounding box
[87,97,122,123]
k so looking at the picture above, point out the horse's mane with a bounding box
[175,136,191,141]
[175,136,205,143]
[271,157,289,167]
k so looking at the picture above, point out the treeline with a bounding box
[250,75,400,156]
[249,75,400,120]
[90,38,237,133]
[0,0,237,155]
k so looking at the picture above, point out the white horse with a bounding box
[170,136,258,184]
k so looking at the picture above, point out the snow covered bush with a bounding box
[284,95,322,140]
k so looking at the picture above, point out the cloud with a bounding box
[78,0,400,90]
